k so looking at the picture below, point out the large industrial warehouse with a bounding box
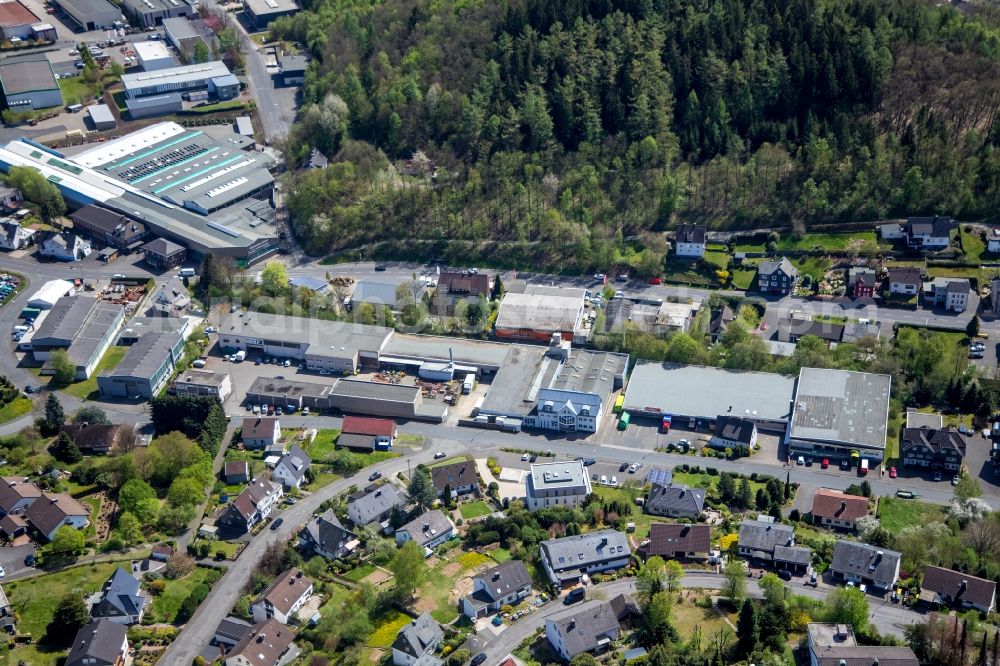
[622,362,797,432]
[787,367,892,464]
[0,123,281,266]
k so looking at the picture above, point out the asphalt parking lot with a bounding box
[0,543,36,580]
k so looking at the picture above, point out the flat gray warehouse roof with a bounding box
[495,292,583,333]
[104,330,179,379]
[246,376,332,400]
[479,345,548,416]
[219,312,392,357]
[623,362,796,423]
[0,57,57,95]
[381,333,511,369]
[790,368,891,450]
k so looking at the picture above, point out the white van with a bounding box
[233,350,246,362]
[179,268,196,277]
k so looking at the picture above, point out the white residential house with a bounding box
[0,220,34,251]
[271,445,310,490]
[395,509,455,551]
[525,461,592,511]
[38,232,91,261]
[533,388,602,432]
[887,267,922,295]
[242,417,281,449]
[924,277,970,312]
[151,276,191,316]
[462,560,532,619]
[391,613,442,666]
[674,224,706,257]
[250,568,313,624]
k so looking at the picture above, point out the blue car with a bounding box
[491,616,503,627]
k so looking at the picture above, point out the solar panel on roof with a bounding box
[646,467,673,486]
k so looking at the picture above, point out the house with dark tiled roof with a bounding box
[392,612,442,666]
[434,271,492,313]
[920,565,996,613]
[60,423,127,455]
[90,567,147,625]
[218,479,282,535]
[738,517,794,562]
[223,618,295,666]
[848,267,877,298]
[242,417,281,449]
[66,620,128,666]
[905,215,952,249]
[645,483,705,519]
[810,488,869,531]
[545,600,621,661]
[773,544,813,574]
[539,530,631,585]
[299,509,359,560]
[0,513,27,539]
[462,560,532,618]
[901,426,966,472]
[645,523,710,561]
[674,224,707,258]
[757,257,798,294]
[830,540,901,591]
[25,492,89,541]
[348,484,406,529]
[395,509,454,550]
[251,567,313,624]
[708,305,735,343]
[887,267,923,296]
[430,461,478,498]
[710,416,757,450]
[213,615,252,648]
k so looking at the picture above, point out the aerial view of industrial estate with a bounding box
[2,0,1000,665]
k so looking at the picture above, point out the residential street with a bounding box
[158,438,468,664]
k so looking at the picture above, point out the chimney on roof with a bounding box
[960,580,968,593]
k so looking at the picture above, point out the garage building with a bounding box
[622,362,797,433]
[134,41,178,71]
[97,329,184,399]
[0,57,61,110]
[0,0,41,41]
[51,0,120,30]
[788,368,891,464]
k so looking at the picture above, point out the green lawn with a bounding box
[960,227,988,261]
[58,76,99,104]
[6,561,125,638]
[663,252,730,287]
[342,563,376,581]
[459,501,492,519]
[0,395,32,423]
[731,267,757,290]
[306,429,340,461]
[6,644,66,666]
[367,610,413,647]
[590,485,663,536]
[792,255,833,283]
[59,346,128,399]
[490,548,511,563]
[146,566,216,624]
[673,590,737,642]
[395,433,426,447]
[419,567,462,623]
[431,455,470,468]
[876,496,946,534]
[776,232,880,253]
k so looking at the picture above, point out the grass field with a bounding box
[59,346,128,399]
[420,567,462,623]
[58,76,99,104]
[0,395,32,423]
[960,227,988,261]
[673,591,737,642]
[490,548,511,563]
[877,496,946,533]
[6,561,124,638]
[776,232,880,253]
[306,429,340,461]
[147,566,216,624]
[431,456,469,468]
[459,501,492,519]
[367,611,413,647]
[664,255,724,287]
[590,485,663,536]
[342,563,376,581]
[731,267,757,290]
[792,255,833,282]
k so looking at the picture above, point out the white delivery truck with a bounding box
[462,373,476,394]
[233,350,246,362]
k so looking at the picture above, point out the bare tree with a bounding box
[964,516,1000,559]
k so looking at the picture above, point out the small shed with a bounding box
[234,116,253,136]
[87,104,117,131]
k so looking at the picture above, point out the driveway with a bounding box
[0,543,37,580]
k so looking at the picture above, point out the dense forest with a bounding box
[272,0,1000,270]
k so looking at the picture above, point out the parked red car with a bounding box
[821,458,829,469]
[649,277,662,285]
[889,467,897,478]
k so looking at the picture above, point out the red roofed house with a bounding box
[811,488,869,531]
[433,271,492,314]
[25,492,90,541]
[340,416,396,451]
[224,618,295,666]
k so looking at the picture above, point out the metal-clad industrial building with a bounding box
[51,0,120,30]
[0,57,60,110]
[125,92,182,118]
[97,329,184,398]
[243,0,298,29]
[121,61,231,98]
[123,0,194,29]
[134,41,177,71]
